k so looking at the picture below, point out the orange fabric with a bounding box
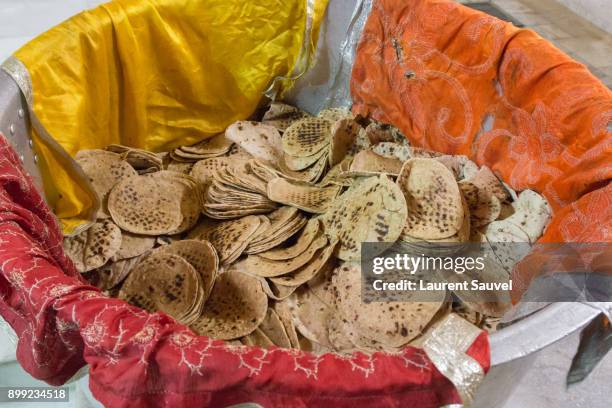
[350,0,611,296]
[510,184,612,301]
[351,0,611,231]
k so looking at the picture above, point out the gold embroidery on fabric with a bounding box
[422,314,484,406]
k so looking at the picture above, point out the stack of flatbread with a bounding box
[64,102,551,352]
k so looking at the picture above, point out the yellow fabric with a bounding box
[15,0,328,234]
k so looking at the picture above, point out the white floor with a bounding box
[502,328,611,408]
[0,0,106,61]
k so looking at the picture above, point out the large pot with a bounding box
[0,0,605,406]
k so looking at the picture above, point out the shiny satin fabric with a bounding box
[14,0,328,234]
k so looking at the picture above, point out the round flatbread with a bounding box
[152,240,219,300]
[166,160,194,174]
[242,327,275,348]
[119,253,201,323]
[225,121,283,164]
[248,207,300,245]
[76,150,138,217]
[181,134,234,155]
[83,220,123,272]
[113,231,155,261]
[288,288,333,347]
[108,171,200,235]
[333,263,445,347]
[238,235,328,278]
[484,219,532,275]
[467,165,510,203]
[269,242,336,287]
[459,181,501,228]
[327,314,359,353]
[284,149,327,171]
[105,145,163,172]
[272,301,300,348]
[267,178,341,213]
[349,150,403,175]
[282,118,332,157]
[259,308,292,348]
[308,261,340,307]
[258,277,299,300]
[322,174,407,261]
[191,271,267,340]
[503,190,551,243]
[190,157,231,187]
[92,255,141,291]
[372,142,412,162]
[397,158,464,240]
[453,302,484,326]
[246,217,307,254]
[328,118,361,166]
[63,230,88,273]
[190,216,261,264]
[258,218,321,261]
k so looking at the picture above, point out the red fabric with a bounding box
[0,131,488,406]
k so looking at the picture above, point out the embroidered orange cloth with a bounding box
[350,0,612,298]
